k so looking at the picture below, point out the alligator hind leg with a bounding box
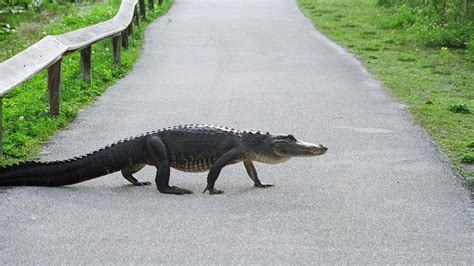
[145,136,193,195]
[244,160,273,188]
[121,164,151,186]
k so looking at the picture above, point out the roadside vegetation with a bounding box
[0,0,173,166]
[298,0,474,182]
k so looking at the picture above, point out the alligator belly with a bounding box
[170,158,213,173]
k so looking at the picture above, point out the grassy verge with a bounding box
[1,1,81,59]
[298,0,474,182]
[0,0,174,166]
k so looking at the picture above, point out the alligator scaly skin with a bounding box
[0,124,327,195]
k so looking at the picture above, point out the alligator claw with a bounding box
[158,186,193,195]
[133,181,152,186]
[254,183,273,188]
[202,187,224,195]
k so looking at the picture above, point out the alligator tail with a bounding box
[0,140,140,187]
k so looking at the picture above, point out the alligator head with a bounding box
[245,133,327,164]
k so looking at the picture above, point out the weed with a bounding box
[438,46,450,62]
[467,142,474,149]
[448,104,471,114]
[376,0,395,7]
[342,23,357,28]
[417,23,472,48]
[362,46,382,51]
[461,155,474,164]
[374,1,474,48]
[397,53,416,62]
[378,4,415,29]
[362,31,376,35]
[310,11,323,17]
[431,68,452,75]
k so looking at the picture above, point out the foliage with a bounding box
[376,0,473,49]
[0,0,31,9]
[0,0,174,165]
[377,4,416,29]
[448,103,471,114]
[0,1,80,44]
[298,0,474,181]
[462,154,474,164]
[417,20,472,49]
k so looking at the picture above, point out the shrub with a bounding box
[467,142,474,149]
[377,0,395,7]
[417,22,473,48]
[376,1,473,48]
[397,53,416,62]
[461,155,474,164]
[378,4,416,29]
[448,103,471,114]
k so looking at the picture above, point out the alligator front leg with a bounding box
[121,164,151,186]
[203,148,241,195]
[244,160,273,188]
[145,136,193,195]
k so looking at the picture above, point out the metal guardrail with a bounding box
[0,0,163,155]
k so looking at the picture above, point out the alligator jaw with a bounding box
[247,133,327,164]
[269,134,327,158]
[294,140,328,157]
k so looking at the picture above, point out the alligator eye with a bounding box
[274,134,296,143]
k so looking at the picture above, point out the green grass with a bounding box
[1,1,108,60]
[0,0,174,166]
[298,0,474,182]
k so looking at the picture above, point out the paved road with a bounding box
[0,0,471,263]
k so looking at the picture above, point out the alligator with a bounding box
[0,124,327,195]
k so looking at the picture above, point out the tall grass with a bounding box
[376,0,474,60]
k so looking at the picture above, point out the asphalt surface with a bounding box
[0,0,472,263]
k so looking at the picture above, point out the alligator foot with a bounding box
[133,181,152,186]
[202,187,224,195]
[158,186,193,195]
[254,183,273,188]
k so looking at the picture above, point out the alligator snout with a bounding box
[311,144,328,155]
[296,141,328,156]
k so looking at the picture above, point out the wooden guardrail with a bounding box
[0,0,164,155]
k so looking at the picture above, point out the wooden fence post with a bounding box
[0,97,3,156]
[80,46,92,84]
[128,22,134,36]
[464,0,470,17]
[112,34,122,65]
[139,0,146,20]
[48,59,62,116]
[121,29,129,49]
[148,0,155,11]
[134,5,140,27]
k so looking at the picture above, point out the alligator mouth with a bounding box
[298,142,328,156]
[272,141,328,157]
